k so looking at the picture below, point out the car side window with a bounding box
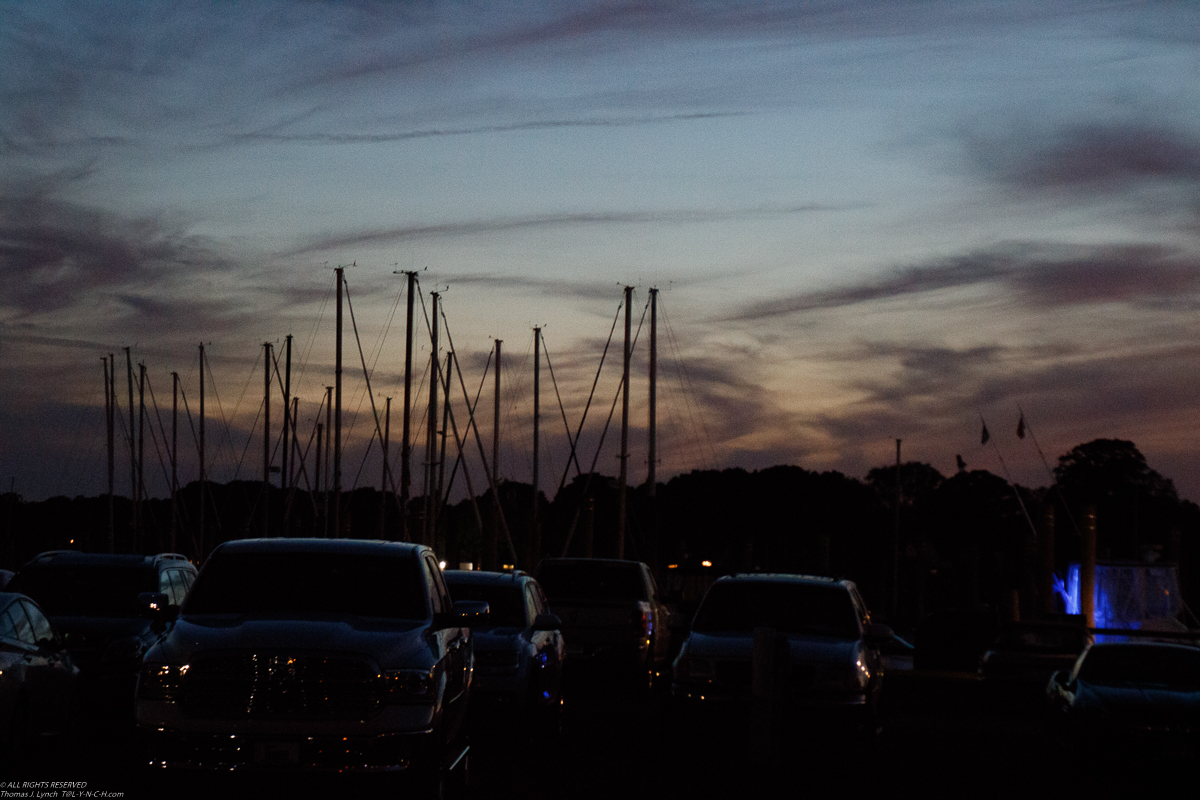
[422,557,449,615]
[523,585,539,623]
[168,570,188,605]
[531,584,549,616]
[159,569,174,598]
[6,603,35,645]
[21,600,54,646]
[0,605,18,641]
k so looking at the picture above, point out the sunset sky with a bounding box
[3,1,1200,504]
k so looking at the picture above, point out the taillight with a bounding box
[631,601,653,640]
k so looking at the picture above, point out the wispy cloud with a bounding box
[727,243,1200,321]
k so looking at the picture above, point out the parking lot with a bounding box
[6,669,1188,799]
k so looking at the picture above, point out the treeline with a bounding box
[2,439,1196,628]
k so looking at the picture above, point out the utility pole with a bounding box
[617,286,632,560]
[334,268,343,538]
[263,341,272,537]
[425,291,440,547]
[531,327,541,570]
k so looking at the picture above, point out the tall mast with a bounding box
[125,347,136,545]
[436,352,451,533]
[314,420,323,536]
[198,342,206,559]
[282,334,292,492]
[400,270,416,543]
[381,397,391,539]
[334,267,343,538]
[647,288,657,496]
[171,371,178,553]
[491,338,502,570]
[324,386,332,538]
[531,327,541,569]
[137,361,145,551]
[425,291,440,547]
[617,286,632,560]
[104,355,114,554]
[263,341,272,538]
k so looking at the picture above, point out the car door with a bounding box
[19,599,75,733]
[422,556,468,737]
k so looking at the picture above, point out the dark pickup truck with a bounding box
[535,558,671,688]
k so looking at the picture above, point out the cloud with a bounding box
[727,243,1200,321]
[976,122,1200,195]
[283,204,841,257]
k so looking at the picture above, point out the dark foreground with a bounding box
[2,672,1190,798]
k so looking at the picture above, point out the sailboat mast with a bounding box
[263,341,272,537]
[491,338,501,569]
[531,327,541,569]
[381,397,391,539]
[104,355,114,554]
[125,347,136,545]
[425,291,440,547]
[648,288,657,496]
[401,270,416,542]
[334,267,343,538]
[617,286,632,560]
[198,342,206,559]
[283,334,292,492]
[171,371,178,553]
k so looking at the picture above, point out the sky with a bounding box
[3,0,1200,505]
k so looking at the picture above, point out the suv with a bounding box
[136,538,486,788]
[536,558,671,689]
[671,574,892,732]
[442,570,565,734]
[6,551,197,723]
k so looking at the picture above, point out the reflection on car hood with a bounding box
[154,615,431,668]
[1075,682,1200,720]
[683,631,859,664]
[471,628,525,650]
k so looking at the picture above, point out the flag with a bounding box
[1016,414,1026,439]
[956,454,966,473]
[981,422,990,445]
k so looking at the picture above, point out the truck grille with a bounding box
[182,653,381,720]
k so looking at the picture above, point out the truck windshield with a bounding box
[183,552,427,620]
[691,582,860,639]
[538,562,648,602]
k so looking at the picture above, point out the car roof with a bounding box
[443,569,531,587]
[213,538,427,558]
[715,573,851,588]
[537,558,646,568]
[21,551,164,569]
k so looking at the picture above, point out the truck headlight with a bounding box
[138,663,189,701]
[382,666,439,704]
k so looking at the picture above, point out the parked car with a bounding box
[6,551,196,724]
[136,538,487,791]
[536,558,672,690]
[671,574,893,733]
[979,620,1091,699]
[1046,640,1200,757]
[443,569,565,735]
[0,592,79,745]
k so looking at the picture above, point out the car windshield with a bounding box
[691,582,860,639]
[1077,645,1200,689]
[538,562,647,602]
[8,566,158,617]
[183,551,427,620]
[997,626,1088,652]
[444,581,525,627]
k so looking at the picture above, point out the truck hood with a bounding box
[148,614,432,670]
